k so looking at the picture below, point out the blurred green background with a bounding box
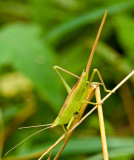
[0,0,134,160]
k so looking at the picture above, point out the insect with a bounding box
[5,10,134,160]
[51,10,112,130]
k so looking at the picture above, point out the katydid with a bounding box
[51,10,111,130]
[5,9,110,155]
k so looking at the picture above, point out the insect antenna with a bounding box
[86,10,108,78]
[18,124,52,129]
[5,125,52,156]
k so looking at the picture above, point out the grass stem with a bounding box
[95,86,109,160]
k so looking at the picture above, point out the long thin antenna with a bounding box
[86,9,108,78]
[5,126,52,156]
[18,124,52,129]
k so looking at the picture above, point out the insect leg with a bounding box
[66,115,76,130]
[89,69,114,93]
[53,66,79,79]
[47,151,52,160]
[53,66,74,94]
[62,125,67,133]
[82,100,102,105]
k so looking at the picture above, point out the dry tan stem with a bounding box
[95,86,109,160]
[86,10,107,75]
[38,70,134,160]
[38,134,66,160]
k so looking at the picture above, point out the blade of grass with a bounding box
[44,1,134,44]
[85,146,134,160]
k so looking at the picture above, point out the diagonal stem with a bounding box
[38,70,134,160]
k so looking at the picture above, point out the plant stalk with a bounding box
[95,86,109,160]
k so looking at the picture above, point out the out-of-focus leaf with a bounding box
[56,137,134,156]
[30,0,54,26]
[0,72,32,97]
[87,115,115,135]
[3,137,134,160]
[85,147,134,160]
[0,24,63,112]
[59,40,90,75]
[44,1,134,44]
[114,15,134,62]
[0,1,29,20]
[2,105,20,124]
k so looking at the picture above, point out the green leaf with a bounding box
[2,105,20,124]
[0,23,63,112]
[85,147,134,160]
[58,137,134,156]
[114,15,134,62]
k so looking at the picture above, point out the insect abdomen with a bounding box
[53,72,87,126]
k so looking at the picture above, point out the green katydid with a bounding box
[51,10,111,130]
[5,9,110,155]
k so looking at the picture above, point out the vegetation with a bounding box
[0,0,134,160]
